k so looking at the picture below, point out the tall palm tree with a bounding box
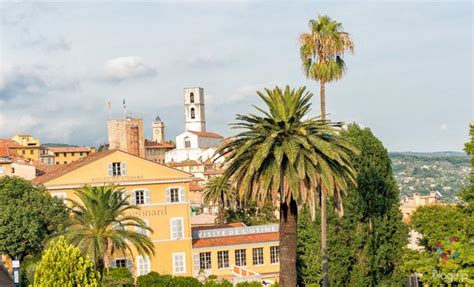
[216,86,357,286]
[299,15,354,286]
[63,184,155,273]
[203,176,235,224]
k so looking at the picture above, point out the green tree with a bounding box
[137,272,202,287]
[299,15,354,286]
[0,176,68,260]
[102,267,134,286]
[203,176,235,224]
[63,184,154,273]
[298,124,407,286]
[33,236,100,287]
[460,123,474,213]
[403,205,474,285]
[225,200,278,226]
[216,86,357,286]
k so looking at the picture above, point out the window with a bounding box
[80,152,83,156]
[136,219,149,237]
[252,248,264,265]
[72,152,75,156]
[184,137,191,148]
[0,167,5,175]
[193,254,200,272]
[115,259,127,268]
[199,252,211,270]
[190,108,195,119]
[10,167,15,174]
[170,218,184,239]
[109,162,126,176]
[22,150,25,155]
[30,150,33,155]
[63,152,67,157]
[190,92,194,103]
[217,251,229,269]
[56,162,59,165]
[270,246,279,264]
[167,187,184,203]
[173,253,186,274]
[235,249,246,266]
[63,161,67,164]
[137,256,150,276]
[134,190,145,205]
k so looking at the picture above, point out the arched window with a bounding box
[184,136,191,148]
[190,92,194,103]
[190,108,195,119]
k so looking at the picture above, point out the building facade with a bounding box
[47,146,95,165]
[33,149,195,277]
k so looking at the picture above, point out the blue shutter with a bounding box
[145,190,151,205]
[126,259,133,272]
[109,260,116,268]
[166,188,171,203]
[130,191,136,205]
[179,188,185,202]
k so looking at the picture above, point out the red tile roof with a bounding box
[168,160,202,167]
[48,146,92,153]
[192,232,279,248]
[188,131,224,139]
[192,223,246,232]
[190,181,203,191]
[0,139,22,157]
[204,169,224,176]
[144,140,174,149]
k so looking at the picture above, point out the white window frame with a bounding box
[199,252,212,270]
[135,219,149,237]
[235,249,247,267]
[170,217,184,240]
[52,192,67,204]
[193,253,200,272]
[172,252,186,274]
[217,250,229,269]
[136,256,151,276]
[270,246,279,264]
[132,188,150,205]
[252,247,264,266]
[166,187,185,203]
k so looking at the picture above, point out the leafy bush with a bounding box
[137,272,202,287]
[204,279,232,287]
[236,282,263,287]
[33,237,100,286]
[103,267,134,286]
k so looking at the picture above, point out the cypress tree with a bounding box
[297,124,407,286]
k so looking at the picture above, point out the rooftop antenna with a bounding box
[123,99,127,119]
[107,100,112,120]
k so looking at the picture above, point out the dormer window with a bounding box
[108,162,127,176]
[190,92,194,103]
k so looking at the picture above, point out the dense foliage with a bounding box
[0,176,68,260]
[137,272,237,287]
[33,236,100,286]
[225,200,278,226]
[297,124,407,286]
[102,267,134,286]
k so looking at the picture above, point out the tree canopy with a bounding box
[0,176,68,260]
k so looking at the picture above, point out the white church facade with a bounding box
[165,87,224,163]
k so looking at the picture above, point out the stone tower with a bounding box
[152,115,165,143]
[107,117,145,157]
[184,87,206,132]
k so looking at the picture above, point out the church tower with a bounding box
[184,87,206,132]
[152,115,165,143]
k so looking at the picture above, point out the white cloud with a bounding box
[229,82,278,101]
[104,56,157,82]
[440,123,448,131]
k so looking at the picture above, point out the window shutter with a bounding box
[179,187,185,202]
[145,190,151,205]
[109,260,116,268]
[130,191,136,205]
[126,259,133,271]
[146,257,151,273]
[121,162,127,176]
[108,163,113,176]
[166,189,171,203]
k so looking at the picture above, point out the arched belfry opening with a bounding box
[190,108,195,119]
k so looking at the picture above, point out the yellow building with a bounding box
[48,146,95,165]
[33,149,195,277]
[191,223,280,284]
[10,134,41,161]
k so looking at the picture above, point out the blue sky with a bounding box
[0,1,472,152]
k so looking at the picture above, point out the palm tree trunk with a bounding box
[321,187,329,287]
[280,199,298,287]
[320,81,329,287]
[320,81,326,120]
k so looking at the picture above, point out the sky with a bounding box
[0,1,472,152]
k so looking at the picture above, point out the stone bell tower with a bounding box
[184,87,206,132]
